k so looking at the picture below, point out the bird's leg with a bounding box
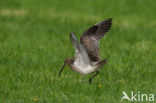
[89,71,99,83]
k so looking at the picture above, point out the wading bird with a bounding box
[58,18,112,83]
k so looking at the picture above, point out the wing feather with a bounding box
[70,32,90,64]
[80,18,112,61]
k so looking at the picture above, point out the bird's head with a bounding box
[58,58,74,78]
[64,58,74,65]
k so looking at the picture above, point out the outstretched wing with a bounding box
[70,32,90,65]
[80,18,112,61]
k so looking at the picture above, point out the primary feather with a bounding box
[80,18,112,61]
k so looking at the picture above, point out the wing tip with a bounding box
[104,18,113,25]
[96,18,113,26]
[105,18,113,28]
[70,31,74,38]
[107,18,113,24]
[70,30,74,33]
[108,18,112,21]
[109,18,113,20]
[70,31,79,43]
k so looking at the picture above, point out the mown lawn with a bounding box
[0,0,156,103]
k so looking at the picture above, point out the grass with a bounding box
[0,0,156,103]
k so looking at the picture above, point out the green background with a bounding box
[0,0,156,103]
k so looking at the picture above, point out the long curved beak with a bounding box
[58,63,66,78]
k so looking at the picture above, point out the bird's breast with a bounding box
[70,61,99,75]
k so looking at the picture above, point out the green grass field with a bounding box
[0,0,156,103]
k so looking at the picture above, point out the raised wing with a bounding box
[70,32,90,64]
[80,18,112,61]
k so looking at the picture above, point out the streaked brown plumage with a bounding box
[80,18,112,61]
[58,18,112,83]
